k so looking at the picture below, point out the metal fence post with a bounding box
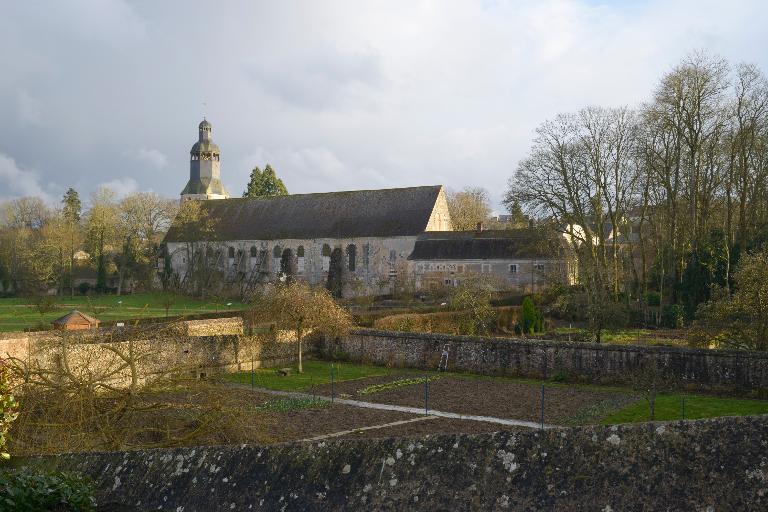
[250,354,254,389]
[330,364,335,403]
[540,384,545,429]
[424,376,429,416]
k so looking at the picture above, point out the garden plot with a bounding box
[313,374,634,425]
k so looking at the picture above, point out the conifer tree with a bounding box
[243,164,288,198]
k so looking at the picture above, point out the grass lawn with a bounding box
[601,393,768,424]
[0,293,247,332]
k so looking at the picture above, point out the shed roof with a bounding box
[165,185,444,242]
[52,310,100,326]
[408,229,563,261]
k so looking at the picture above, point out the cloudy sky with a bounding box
[1,0,767,211]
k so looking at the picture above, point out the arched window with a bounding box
[321,244,331,272]
[280,248,294,279]
[297,245,305,273]
[347,244,356,272]
[273,246,282,274]
[227,247,235,258]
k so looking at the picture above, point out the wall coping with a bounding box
[351,328,768,360]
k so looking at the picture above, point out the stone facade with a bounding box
[167,235,422,297]
[323,329,768,391]
[412,258,566,292]
[13,415,768,510]
[408,229,572,292]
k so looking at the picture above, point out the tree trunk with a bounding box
[297,321,303,374]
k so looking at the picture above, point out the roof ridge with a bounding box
[219,185,443,203]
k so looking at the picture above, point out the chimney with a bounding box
[476,222,484,232]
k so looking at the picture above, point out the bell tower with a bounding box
[180,118,230,202]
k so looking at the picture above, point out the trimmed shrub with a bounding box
[519,297,544,334]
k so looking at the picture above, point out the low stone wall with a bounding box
[11,415,768,511]
[323,329,768,391]
[0,317,300,385]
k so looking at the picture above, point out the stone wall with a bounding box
[11,415,768,511]
[0,317,300,385]
[322,329,768,391]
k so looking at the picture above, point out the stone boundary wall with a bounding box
[0,317,299,385]
[322,329,768,391]
[11,415,768,511]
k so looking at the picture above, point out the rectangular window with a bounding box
[509,264,517,274]
[389,249,397,262]
[363,243,370,270]
[482,263,491,273]
[444,278,452,286]
[457,265,464,273]
[535,263,545,271]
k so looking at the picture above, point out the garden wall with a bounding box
[0,317,300,384]
[323,329,768,391]
[11,415,768,511]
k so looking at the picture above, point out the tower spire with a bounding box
[180,117,229,202]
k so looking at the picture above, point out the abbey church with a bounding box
[163,119,565,297]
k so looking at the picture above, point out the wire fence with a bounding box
[242,358,691,429]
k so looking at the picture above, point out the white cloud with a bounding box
[1,0,768,210]
[97,177,139,199]
[134,148,168,170]
[0,153,57,204]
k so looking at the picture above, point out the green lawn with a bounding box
[224,360,393,392]
[601,393,768,424]
[0,293,247,332]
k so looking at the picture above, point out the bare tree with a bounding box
[447,187,492,230]
[249,282,352,373]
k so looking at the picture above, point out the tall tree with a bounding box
[61,188,81,223]
[447,187,492,231]
[61,188,82,296]
[85,188,119,294]
[243,164,288,198]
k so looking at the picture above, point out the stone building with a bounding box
[164,118,570,298]
[408,228,571,293]
[163,185,452,297]
[180,119,230,201]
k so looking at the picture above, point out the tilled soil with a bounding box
[314,375,633,424]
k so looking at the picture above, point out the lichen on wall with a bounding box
[11,415,768,511]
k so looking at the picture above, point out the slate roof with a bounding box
[165,185,444,242]
[52,310,100,326]
[408,229,562,260]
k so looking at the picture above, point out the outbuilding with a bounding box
[52,310,101,331]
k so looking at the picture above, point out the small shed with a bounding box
[52,310,101,331]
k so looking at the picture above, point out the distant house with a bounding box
[408,228,572,292]
[52,310,100,331]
